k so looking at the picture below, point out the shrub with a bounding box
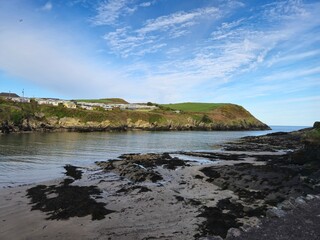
[201,114,212,123]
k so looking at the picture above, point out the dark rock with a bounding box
[116,185,152,194]
[1,120,13,134]
[64,165,82,180]
[195,174,204,179]
[196,205,242,239]
[97,153,188,183]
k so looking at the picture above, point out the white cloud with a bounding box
[262,0,308,21]
[266,49,320,67]
[0,20,132,98]
[140,2,152,7]
[91,0,135,26]
[263,66,320,82]
[103,7,221,57]
[41,2,52,11]
[137,7,219,35]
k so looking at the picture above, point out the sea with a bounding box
[0,126,308,187]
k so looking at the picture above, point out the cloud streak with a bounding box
[91,0,135,26]
[103,6,221,57]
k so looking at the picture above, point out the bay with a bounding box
[0,126,307,187]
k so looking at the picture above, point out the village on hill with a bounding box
[0,92,158,111]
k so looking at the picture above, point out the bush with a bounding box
[201,114,212,123]
[11,110,24,125]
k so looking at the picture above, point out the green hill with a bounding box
[0,98,270,133]
[162,103,228,112]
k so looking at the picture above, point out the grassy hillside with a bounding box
[305,122,320,143]
[74,98,128,104]
[0,99,269,131]
[161,103,226,112]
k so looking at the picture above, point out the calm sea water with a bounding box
[0,126,307,187]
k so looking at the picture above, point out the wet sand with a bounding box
[1,128,319,240]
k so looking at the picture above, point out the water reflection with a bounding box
[0,126,307,187]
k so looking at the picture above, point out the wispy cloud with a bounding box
[91,0,135,26]
[138,7,219,35]
[261,0,308,21]
[117,0,320,104]
[103,6,221,57]
[263,66,320,82]
[41,2,52,11]
[140,1,156,8]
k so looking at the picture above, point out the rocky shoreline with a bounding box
[1,124,319,239]
[1,119,270,134]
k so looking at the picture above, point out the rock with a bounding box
[1,120,13,133]
[295,196,306,205]
[278,199,295,211]
[266,207,286,218]
[133,119,151,129]
[306,194,315,201]
[240,217,261,231]
[59,117,82,127]
[34,112,45,119]
[47,116,58,125]
[198,236,223,240]
[226,228,241,238]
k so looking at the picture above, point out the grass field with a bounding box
[74,98,128,104]
[161,102,227,112]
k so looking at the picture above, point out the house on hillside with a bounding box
[35,98,61,106]
[63,101,77,109]
[10,97,30,103]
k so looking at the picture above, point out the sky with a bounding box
[0,0,319,126]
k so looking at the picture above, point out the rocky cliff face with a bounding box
[2,116,269,133]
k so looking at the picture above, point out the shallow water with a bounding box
[0,126,307,187]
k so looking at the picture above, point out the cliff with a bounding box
[0,99,270,133]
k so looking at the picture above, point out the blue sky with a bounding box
[0,0,319,126]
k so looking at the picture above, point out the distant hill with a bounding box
[0,92,20,98]
[161,102,267,128]
[0,98,270,133]
[74,98,128,104]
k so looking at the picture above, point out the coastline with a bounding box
[1,123,271,135]
[1,125,319,239]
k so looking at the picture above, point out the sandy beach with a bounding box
[1,127,320,240]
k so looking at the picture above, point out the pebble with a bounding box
[266,207,286,218]
[295,197,306,205]
[306,194,315,201]
[226,228,242,238]
[278,199,295,211]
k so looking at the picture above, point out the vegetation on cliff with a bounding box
[0,98,269,132]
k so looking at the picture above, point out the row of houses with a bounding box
[5,97,77,109]
[1,93,157,111]
[75,101,157,111]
